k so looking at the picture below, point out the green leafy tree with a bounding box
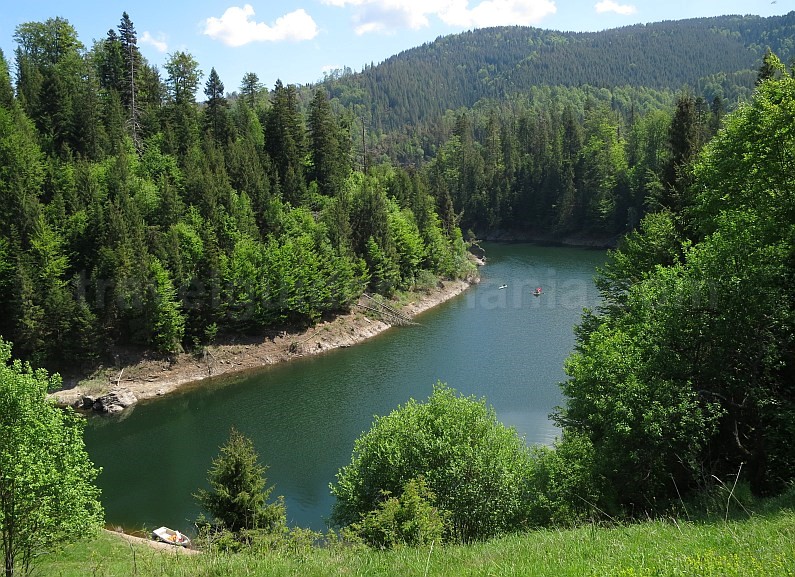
[195,428,286,536]
[0,339,103,577]
[756,48,785,85]
[558,64,795,517]
[331,383,533,543]
[146,257,185,354]
[164,51,202,106]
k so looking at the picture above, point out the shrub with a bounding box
[348,477,447,549]
[331,383,533,543]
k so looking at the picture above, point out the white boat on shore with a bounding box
[152,526,191,547]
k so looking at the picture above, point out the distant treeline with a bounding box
[321,12,795,133]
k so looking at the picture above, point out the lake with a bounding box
[84,243,606,533]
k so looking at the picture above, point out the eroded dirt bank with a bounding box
[53,278,476,409]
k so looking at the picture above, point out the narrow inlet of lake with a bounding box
[85,243,606,533]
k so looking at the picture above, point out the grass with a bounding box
[37,498,795,577]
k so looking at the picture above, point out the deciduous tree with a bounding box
[0,339,103,577]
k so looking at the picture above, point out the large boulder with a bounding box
[92,389,138,413]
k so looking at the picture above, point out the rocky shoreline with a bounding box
[52,277,478,413]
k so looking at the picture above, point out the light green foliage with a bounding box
[0,339,103,576]
[364,236,400,295]
[164,51,202,105]
[559,66,795,515]
[348,477,447,549]
[194,428,286,540]
[560,304,720,511]
[331,383,533,543]
[387,201,427,287]
[146,257,185,354]
[594,210,683,316]
[526,432,604,526]
[37,489,795,577]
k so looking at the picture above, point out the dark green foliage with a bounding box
[195,428,286,536]
[322,14,795,135]
[239,72,262,109]
[0,49,13,109]
[203,67,229,143]
[265,80,306,205]
[331,383,534,543]
[308,88,350,197]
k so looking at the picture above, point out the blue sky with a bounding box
[0,1,790,94]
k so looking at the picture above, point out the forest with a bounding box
[3,12,793,372]
[0,14,475,372]
[320,12,795,135]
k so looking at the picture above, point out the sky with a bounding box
[0,1,791,94]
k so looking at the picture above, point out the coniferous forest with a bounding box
[0,11,793,376]
[0,14,476,372]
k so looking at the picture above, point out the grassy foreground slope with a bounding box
[40,495,794,577]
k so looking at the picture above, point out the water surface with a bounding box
[85,243,605,533]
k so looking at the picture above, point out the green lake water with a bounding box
[84,243,606,533]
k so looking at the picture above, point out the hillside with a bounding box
[38,490,795,576]
[321,12,795,132]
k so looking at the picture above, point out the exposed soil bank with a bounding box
[52,277,477,410]
[477,229,620,248]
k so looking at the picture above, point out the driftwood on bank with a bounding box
[356,293,419,327]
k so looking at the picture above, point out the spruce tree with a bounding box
[195,428,285,534]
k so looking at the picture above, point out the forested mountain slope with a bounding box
[322,12,795,131]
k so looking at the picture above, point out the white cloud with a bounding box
[140,31,168,53]
[594,1,637,16]
[321,0,557,35]
[203,4,319,46]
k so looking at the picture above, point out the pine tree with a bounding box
[203,67,229,143]
[308,88,349,197]
[118,12,142,151]
[240,72,262,109]
[265,80,306,205]
[0,49,14,108]
[195,428,286,535]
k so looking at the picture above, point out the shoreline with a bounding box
[52,277,478,410]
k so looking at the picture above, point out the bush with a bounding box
[348,477,447,549]
[526,432,606,526]
[330,383,534,543]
